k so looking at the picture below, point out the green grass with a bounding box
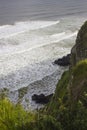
[73,60,87,78]
[45,71,70,116]
[0,98,36,130]
[70,60,87,103]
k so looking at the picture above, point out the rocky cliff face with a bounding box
[71,21,87,66]
[69,21,87,104]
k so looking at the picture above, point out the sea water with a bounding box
[0,0,87,109]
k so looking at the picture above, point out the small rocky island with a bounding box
[32,93,53,104]
[54,54,71,66]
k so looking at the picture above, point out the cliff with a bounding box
[70,21,87,105]
[43,21,87,129]
[71,21,87,66]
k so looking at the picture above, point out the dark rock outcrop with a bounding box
[32,93,53,104]
[54,54,71,66]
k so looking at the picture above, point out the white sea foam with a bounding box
[0,21,59,39]
[0,29,77,56]
[0,19,78,93]
[13,31,77,55]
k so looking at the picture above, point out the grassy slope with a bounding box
[43,60,87,130]
[45,71,70,117]
[70,60,87,106]
[0,98,36,130]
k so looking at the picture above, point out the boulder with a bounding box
[32,93,53,104]
[54,54,71,66]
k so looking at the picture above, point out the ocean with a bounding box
[0,0,87,109]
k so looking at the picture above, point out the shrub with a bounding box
[0,98,36,130]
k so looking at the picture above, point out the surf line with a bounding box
[0,21,60,39]
[2,31,77,56]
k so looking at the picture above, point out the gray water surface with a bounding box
[0,0,87,24]
[0,0,87,109]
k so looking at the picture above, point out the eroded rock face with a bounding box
[71,21,87,66]
[70,21,87,104]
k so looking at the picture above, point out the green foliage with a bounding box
[56,103,87,130]
[0,98,62,130]
[46,71,69,116]
[18,87,28,103]
[37,115,62,130]
[0,88,9,99]
[70,60,87,103]
[0,98,36,130]
[73,60,87,78]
